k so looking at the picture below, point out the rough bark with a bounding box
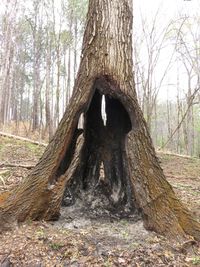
[0,0,200,241]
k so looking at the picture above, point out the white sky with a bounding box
[134,0,200,19]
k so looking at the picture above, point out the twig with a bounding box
[0,176,5,186]
[0,163,35,169]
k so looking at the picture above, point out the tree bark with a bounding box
[0,0,200,241]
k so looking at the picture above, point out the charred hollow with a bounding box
[61,89,138,219]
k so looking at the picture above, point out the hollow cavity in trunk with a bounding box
[62,89,137,219]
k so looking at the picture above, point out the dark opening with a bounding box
[62,89,137,219]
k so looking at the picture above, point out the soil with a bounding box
[0,136,200,266]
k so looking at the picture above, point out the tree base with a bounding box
[0,80,200,242]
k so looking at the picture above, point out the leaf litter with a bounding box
[0,136,200,266]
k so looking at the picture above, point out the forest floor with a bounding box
[0,135,200,267]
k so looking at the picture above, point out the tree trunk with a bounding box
[0,22,14,125]
[66,11,73,105]
[0,0,200,241]
[73,17,78,81]
[32,3,42,132]
[45,35,53,139]
[55,42,61,127]
[32,40,40,132]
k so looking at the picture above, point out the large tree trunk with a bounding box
[0,0,200,241]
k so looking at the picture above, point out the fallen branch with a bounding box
[0,176,6,186]
[0,170,10,186]
[157,150,198,160]
[0,131,47,147]
[0,163,35,169]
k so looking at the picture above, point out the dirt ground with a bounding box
[0,136,200,266]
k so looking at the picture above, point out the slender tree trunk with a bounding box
[66,46,71,105]
[32,3,42,132]
[176,84,181,153]
[32,34,40,131]
[51,53,55,130]
[45,37,53,139]
[73,17,78,81]
[154,102,158,146]
[0,29,14,125]
[66,12,73,105]
[32,66,40,131]
[166,89,172,149]
[55,44,61,127]
[186,86,194,156]
[63,48,67,113]
[0,0,200,241]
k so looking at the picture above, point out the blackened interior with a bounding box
[62,89,137,218]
